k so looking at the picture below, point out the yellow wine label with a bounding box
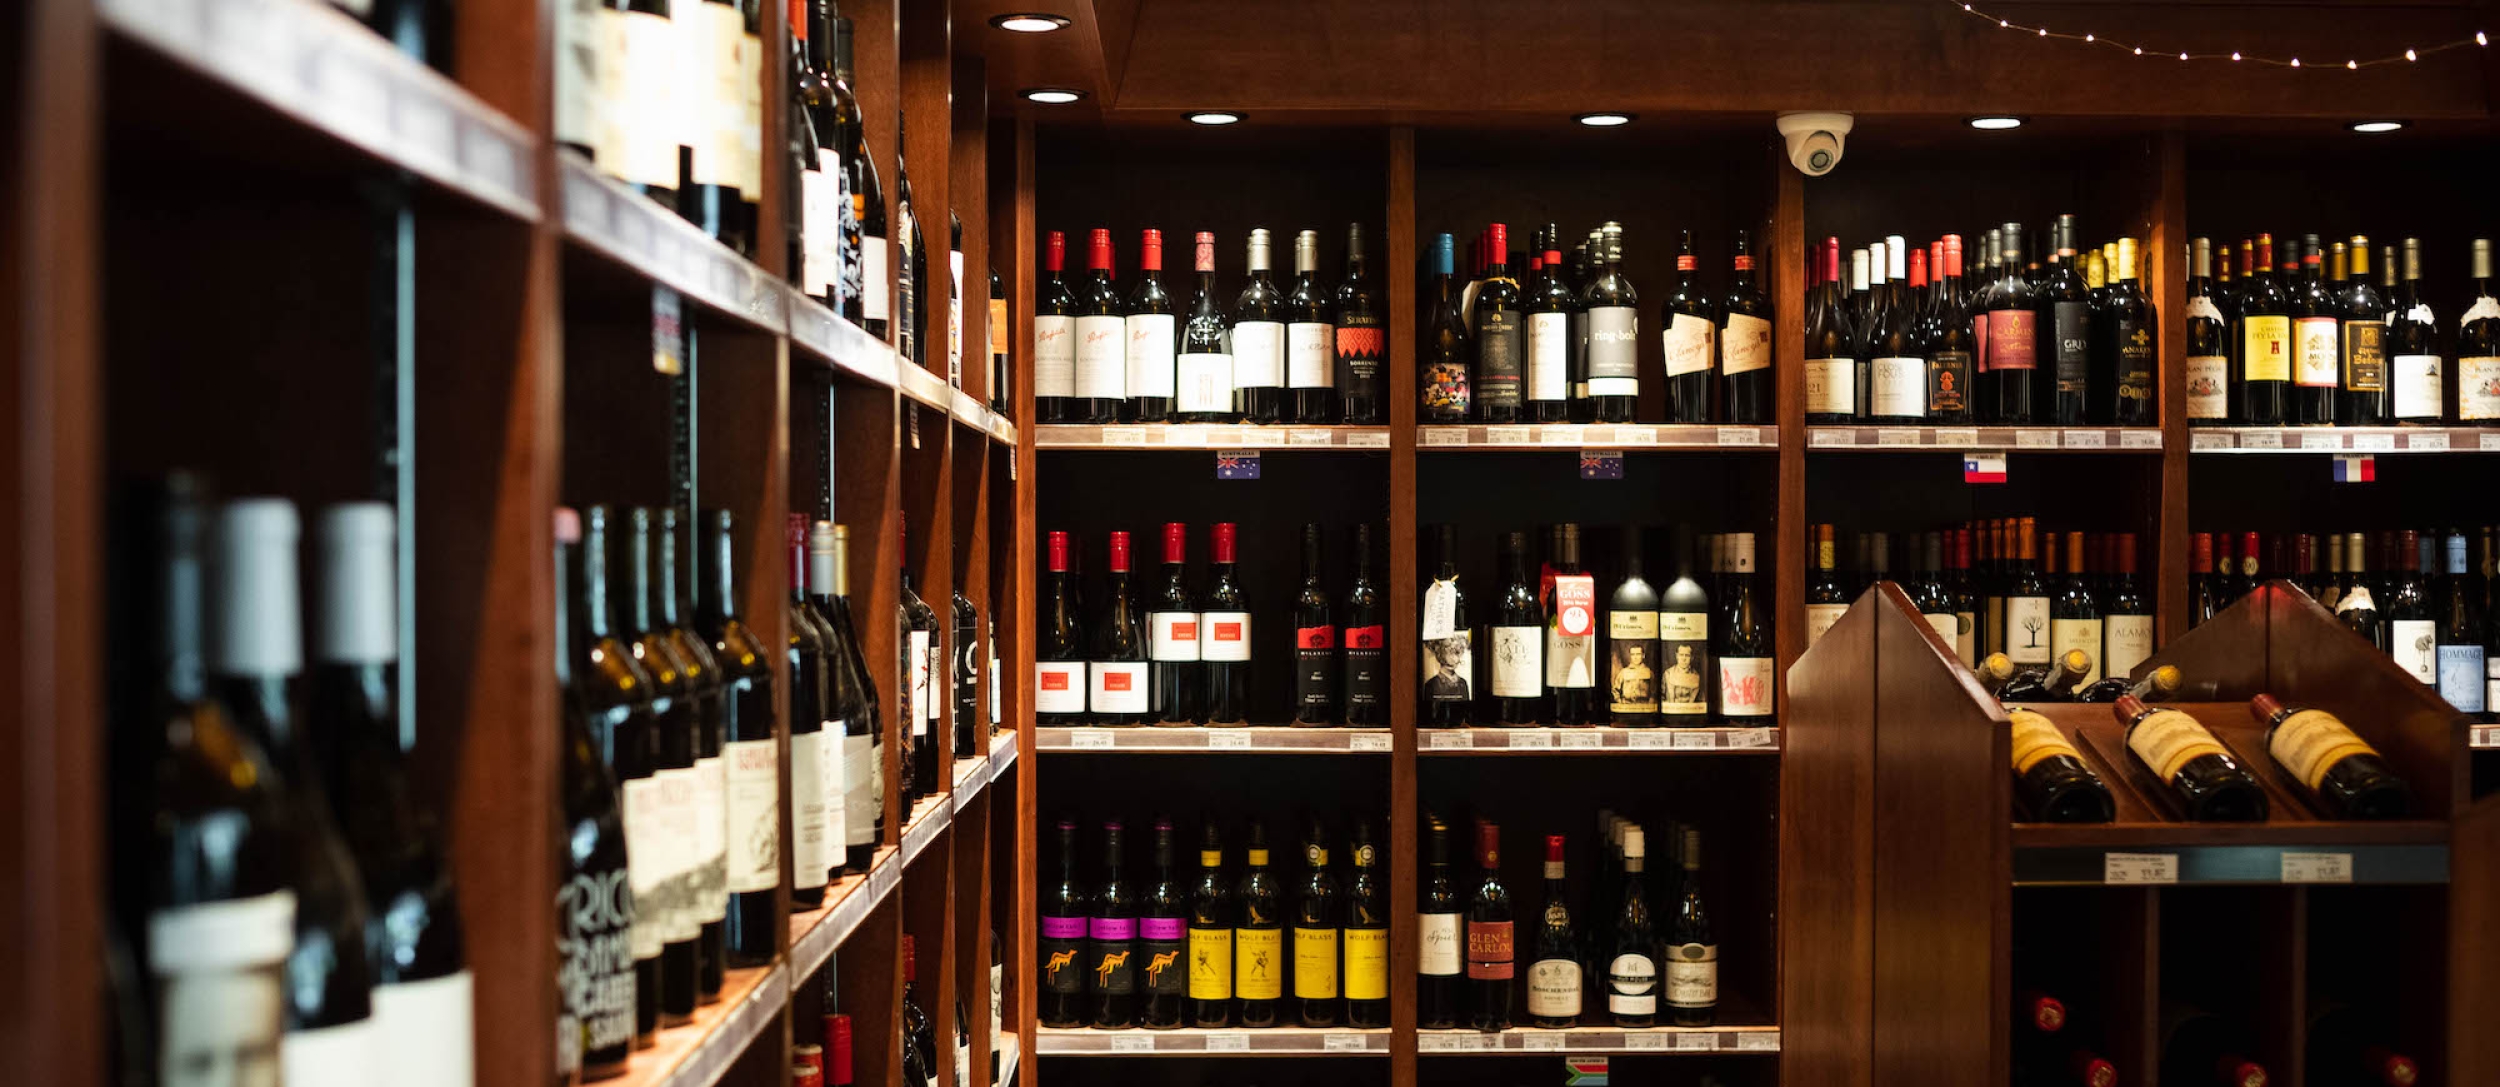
[2269,709,2381,791]
[2242,315,2291,382]
[2010,710,2086,775]
[1187,928,1232,999]
[1291,927,1340,999]
[1233,928,1282,999]
[1343,928,1389,1000]
[2127,709,2232,784]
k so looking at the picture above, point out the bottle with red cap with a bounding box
[1034,230,1077,422]
[900,935,937,1086]
[1073,227,1127,423]
[1201,524,1253,725]
[1147,523,1202,725]
[1806,235,1858,423]
[1035,531,1087,726]
[1524,834,1581,1028]
[2160,1004,2271,1087]
[1126,228,1176,423]
[1089,531,1148,727]
[1721,226,1773,424]
[1472,222,1525,422]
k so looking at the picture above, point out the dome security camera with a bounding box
[1777,111,1854,176]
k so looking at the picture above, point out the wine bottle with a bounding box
[2466,238,2500,423]
[1421,233,1474,422]
[659,511,731,990]
[2337,235,2390,425]
[950,587,979,756]
[1804,523,1849,649]
[1146,522,1202,726]
[1721,228,1773,423]
[2306,1002,2420,1087]
[1526,834,1581,1028]
[1290,818,1341,1026]
[1233,822,1282,1027]
[1421,524,1475,727]
[211,500,383,1076]
[2389,238,2443,424]
[1546,523,1599,726]
[1923,234,1974,425]
[550,510,635,1078]
[2004,518,2052,667]
[1173,232,1235,424]
[2234,232,2292,425]
[2158,1006,2271,1087]
[1138,819,1188,1029]
[1913,531,1958,646]
[2287,233,2341,425]
[1188,822,1233,1028]
[2103,237,2156,424]
[1233,229,1288,424]
[2386,529,2436,684]
[2115,694,2268,821]
[899,527,941,791]
[2248,694,2411,819]
[894,112,922,369]
[1664,228,1719,422]
[1522,224,1572,422]
[790,0,836,302]
[1065,227,1125,423]
[1871,237,1927,423]
[572,507,663,1044]
[2437,532,2488,714]
[1659,530,1712,726]
[1089,531,1148,727]
[783,521,833,911]
[1341,525,1386,727]
[1340,821,1388,1029]
[991,265,1011,412]
[1473,222,1526,422]
[1491,531,1547,726]
[615,510,700,1018]
[1607,526,1660,728]
[901,933,937,1076]
[1037,820,1087,1029]
[1466,821,1514,1032]
[2186,237,2230,423]
[2008,708,2117,822]
[1034,232,1076,422]
[304,505,476,1084]
[1284,229,1339,424]
[2050,531,2105,687]
[1125,228,1175,423]
[1328,223,1384,424]
[1292,524,1337,727]
[1088,821,1137,1028]
[1710,532,1776,723]
[1036,531,1086,726]
[1807,237,1858,423]
[1665,828,1716,1027]
[1570,221,1634,425]
[814,523,883,872]
[1418,816,1463,1029]
[1607,824,1657,1027]
[947,211,965,388]
[1201,523,1253,726]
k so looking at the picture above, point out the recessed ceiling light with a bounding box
[1966,115,2025,131]
[990,12,1069,32]
[2349,120,2406,133]
[1184,110,1243,126]
[1574,112,1635,127]
[1021,87,1086,104]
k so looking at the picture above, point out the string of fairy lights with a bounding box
[1949,1,2488,69]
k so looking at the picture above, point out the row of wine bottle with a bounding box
[113,479,473,1087]
[2014,992,2420,1087]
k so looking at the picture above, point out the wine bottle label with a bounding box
[149,891,295,1087]
[1929,350,1972,417]
[800,168,835,296]
[2267,709,2383,791]
[1233,928,1283,999]
[2294,316,2341,387]
[1526,959,1584,1018]
[2343,320,2387,392]
[1491,626,1544,698]
[1089,661,1148,714]
[2006,597,2053,664]
[1424,629,1472,705]
[1923,611,1957,645]
[1292,927,1341,998]
[1336,927,1387,1000]
[1718,657,1775,718]
[617,778,668,956]
[1296,625,1338,713]
[2391,354,2443,418]
[553,0,599,152]
[1200,612,1252,662]
[948,252,966,382]
[1075,315,1126,399]
[2051,618,2105,685]
[1527,312,1571,402]
[990,298,1010,361]
[2462,357,2500,419]
[1034,661,1086,713]
[2115,318,2155,416]
[1175,353,1233,413]
[909,631,934,737]
[1589,306,1640,395]
[1187,927,1233,999]
[1465,920,1514,979]
[1664,312,1716,377]
[1033,314,1075,397]
[1723,312,1772,375]
[1804,603,1849,649]
[1418,913,1462,976]
[690,754,727,921]
[2186,355,2229,419]
[862,236,891,323]
[681,3,736,187]
[2389,619,2437,682]
[1125,313,1177,398]
[603,11,684,188]
[1287,321,1335,389]
[1090,917,1137,994]
[1150,612,1201,662]
[283,1018,380,1087]
[2241,315,2291,381]
[1987,310,2037,371]
[786,732,829,890]
[642,767,695,941]
[722,737,787,896]
[2010,710,2087,774]
[1140,919,1187,997]
[1871,357,1926,418]
[1608,610,1659,713]
[372,972,477,1087]
[2052,302,2091,394]
[1955,610,1976,666]
[1344,625,1386,710]
[1231,321,1285,389]
[843,732,876,849]
[1476,309,1523,407]
[2126,709,2232,784]
[1546,575,1597,690]
[1658,611,1710,717]
[1335,324,1383,398]
[2438,645,2488,712]
[2102,616,2154,684]
[1665,944,1719,1009]
[2487,657,2500,719]
[1040,916,1088,995]
[1805,358,1855,415]
[1607,953,1658,1015]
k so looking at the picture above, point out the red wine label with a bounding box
[2009,710,2085,774]
[1335,325,1383,395]
[1296,625,1337,649]
[1465,920,1514,979]
[1343,625,1384,649]
[1987,310,2037,371]
[1200,612,1251,662]
[2126,710,2232,784]
[1554,576,1596,636]
[2268,710,2381,790]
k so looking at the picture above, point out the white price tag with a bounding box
[1630,731,1674,749]
[1207,731,1252,750]
[1716,426,1761,446]
[1238,428,1287,447]
[2352,433,2395,451]
[2191,431,2235,450]
[2016,429,2057,448]
[1615,426,1658,445]
[1520,1031,1566,1050]
[1560,730,1605,750]
[1624,1031,1672,1050]
[1070,729,1114,749]
[1423,427,1469,446]
[2301,431,2344,451]
[1111,1035,1154,1052]
[1204,1032,1249,1052]
[2281,851,2353,883]
[1671,731,1717,749]
[2483,433,2500,451]
[2409,431,2449,451]
[1737,1031,1781,1052]
[1101,427,1146,446]
[1542,425,1586,446]
[1877,428,1920,447]
[2062,430,2107,449]
[1810,428,1855,447]
[2121,430,2163,449]
[1289,428,1334,446]
[2241,430,2284,449]
[2103,852,2178,884]
[1935,428,1980,448]
[1508,730,1555,749]
[2473,724,2500,748]
[1347,430,1390,448]
[1730,727,1776,749]
[1419,1033,1461,1052]
[1323,1033,1368,1052]
[1162,427,1207,446]
[1349,732,1392,752]
[1673,1032,1720,1051]
[1430,730,1474,749]
[1487,426,1533,445]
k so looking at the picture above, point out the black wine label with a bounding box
[1930,350,1972,416]
[1091,916,1138,995]
[1296,625,1338,714]
[1477,310,1523,407]
[2115,317,2155,410]
[1040,916,1087,995]
[1140,918,1187,997]
[2052,301,2091,393]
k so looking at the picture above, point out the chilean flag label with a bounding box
[1963,452,2007,484]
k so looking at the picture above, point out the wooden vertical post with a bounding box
[2148,131,2191,645]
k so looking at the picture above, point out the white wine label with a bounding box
[1718,657,1774,717]
[1176,353,1232,413]
[2269,709,2382,791]
[1526,313,1570,402]
[1525,959,1583,1018]
[153,902,289,1087]
[2461,357,2500,420]
[283,1018,380,1087]
[909,631,934,738]
[1723,312,1772,374]
[2010,710,2085,774]
[1870,357,1926,418]
[2438,646,2487,713]
[2392,355,2443,419]
[1200,612,1252,662]
[1607,953,1657,1015]
[652,767,699,941]
[2389,619,2437,682]
[799,168,834,295]
[842,732,875,849]
[1287,321,1335,388]
[1150,612,1201,661]
[684,3,741,188]
[2293,316,2340,387]
[725,737,783,893]
[1033,314,1075,397]
[2051,618,2105,685]
[1665,944,1718,1008]
[948,251,965,382]
[1588,306,1639,394]
[690,755,727,922]
[1126,314,1177,398]
[1035,661,1086,713]
[2186,355,2228,419]
[2126,710,2231,784]
[150,892,296,972]
[2005,597,2053,664]
[1417,913,1462,976]
[1804,603,1849,649]
[1231,321,1285,388]
[1663,312,1716,377]
[1924,612,1958,645]
[1421,579,1461,641]
[602,11,683,188]
[1491,626,1544,698]
[786,731,829,890]
[1090,661,1148,713]
[1805,358,1855,415]
[372,972,477,1087]
[553,0,601,152]
[2103,616,2154,682]
[1075,315,1126,399]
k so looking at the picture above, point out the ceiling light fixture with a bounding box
[1021,87,1086,104]
[1185,110,1243,125]
[1574,112,1635,127]
[990,12,1069,32]
[2349,119,2406,133]
[1966,115,2025,130]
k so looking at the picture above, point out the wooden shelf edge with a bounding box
[614,963,789,1087]
[1417,725,1780,754]
[900,794,953,866]
[789,846,905,982]
[556,154,787,333]
[787,294,900,389]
